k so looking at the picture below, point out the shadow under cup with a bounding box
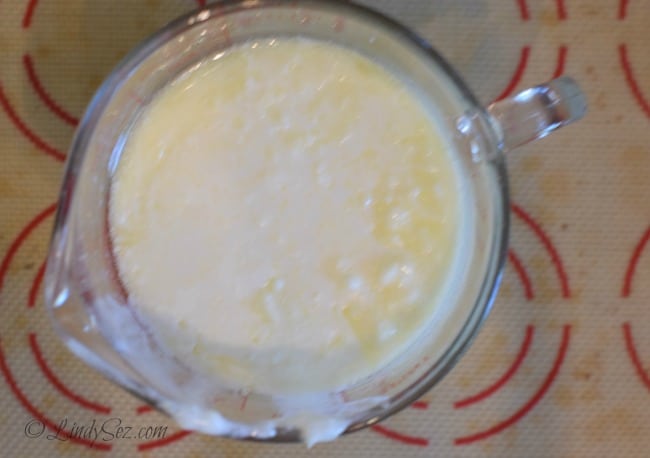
[45,0,508,442]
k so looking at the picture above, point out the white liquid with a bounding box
[110,38,465,438]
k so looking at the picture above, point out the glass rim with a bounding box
[56,0,510,442]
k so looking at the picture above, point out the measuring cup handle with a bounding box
[486,76,587,152]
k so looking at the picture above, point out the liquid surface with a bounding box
[110,38,461,395]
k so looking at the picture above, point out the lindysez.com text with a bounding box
[24,417,168,445]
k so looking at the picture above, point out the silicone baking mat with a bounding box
[1,0,649,456]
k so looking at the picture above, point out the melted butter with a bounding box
[110,38,462,395]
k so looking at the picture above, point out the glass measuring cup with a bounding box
[44,0,586,445]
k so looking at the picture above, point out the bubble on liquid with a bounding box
[338,134,352,145]
[258,217,270,228]
[389,209,411,230]
[335,257,353,273]
[381,264,400,285]
[378,321,397,341]
[347,276,364,292]
[273,278,285,291]
[400,264,414,276]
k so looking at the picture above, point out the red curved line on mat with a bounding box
[555,0,567,20]
[0,82,66,162]
[240,393,249,411]
[0,206,100,448]
[411,401,429,410]
[507,250,534,300]
[0,342,111,450]
[553,45,568,79]
[495,46,531,102]
[28,259,47,308]
[371,425,429,447]
[22,0,39,28]
[511,204,571,298]
[454,325,571,445]
[623,323,650,392]
[0,204,56,291]
[136,405,154,415]
[619,0,630,19]
[454,325,535,409]
[516,0,530,20]
[619,44,650,119]
[622,227,650,297]
[137,430,192,451]
[24,54,79,126]
[29,333,112,414]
